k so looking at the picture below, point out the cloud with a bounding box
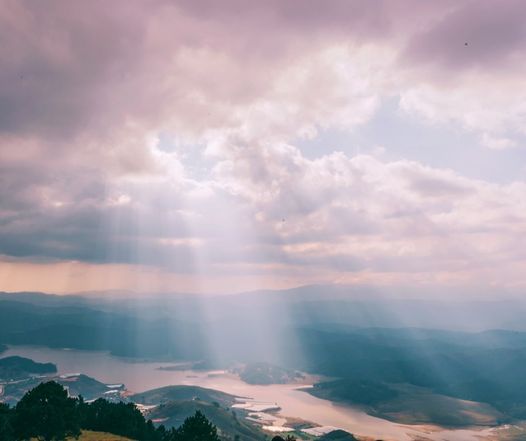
[396,0,526,146]
[480,133,517,150]
[211,139,526,284]
[401,0,526,71]
[1,0,526,293]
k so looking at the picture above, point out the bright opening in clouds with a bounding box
[4,4,526,441]
[0,0,525,296]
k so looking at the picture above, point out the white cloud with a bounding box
[2,0,526,293]
[481,133,517,150]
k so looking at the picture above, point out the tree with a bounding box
[0,403,15,441]
[80,397,164,441]
[271,436,296,441]
[82,398,153,440]
[175,410,220,441]
[13,381,80,441]
[8,384,220,441]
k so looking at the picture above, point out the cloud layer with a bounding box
[0,0,525,294]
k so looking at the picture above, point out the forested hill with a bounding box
[0,356,56,380]
[0,381,320,441]
[0,381,223,441]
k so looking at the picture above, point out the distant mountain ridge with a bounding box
[4,289,526,426]
[3,286,526,331]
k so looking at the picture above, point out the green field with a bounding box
[32,431,133,441]
[72,431,133,440]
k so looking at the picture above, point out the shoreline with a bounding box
[1,345,519,441]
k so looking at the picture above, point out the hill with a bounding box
[0,297,208,359]
[131,386,265,441]
[2,373,121,405]
[309,380,504,427]
[147,400,264,441]
[318,430,358,441]
[1,381,226,441]
[130,385,238,408]
[5,291,526,426]
[0,356,56,381]
[235,362,303,385]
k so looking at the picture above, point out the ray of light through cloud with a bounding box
[1,5,526,436]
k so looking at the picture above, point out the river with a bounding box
[1,346,499,441]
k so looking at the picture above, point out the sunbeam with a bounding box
[1,2,526,441]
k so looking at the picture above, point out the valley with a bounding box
[1,345,520,441]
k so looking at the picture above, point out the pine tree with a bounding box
[175,410,220,441]
[0,403,15,441]
[13,381,80,441]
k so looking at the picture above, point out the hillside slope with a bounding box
[148,400,264,441]
[71,431,133,440]
[131,385,238,408]
[0,356,56,381]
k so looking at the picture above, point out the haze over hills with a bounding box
[3,288,526,432]
[3,285,526,331]
[2,0,526,440]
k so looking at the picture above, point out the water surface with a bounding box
[1,346,496,441]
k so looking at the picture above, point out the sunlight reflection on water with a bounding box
[2,346,496,441]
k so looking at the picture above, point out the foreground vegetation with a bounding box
[0,381,221,441]
[66,431,133,440]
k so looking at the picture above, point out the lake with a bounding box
[1,345,497,441]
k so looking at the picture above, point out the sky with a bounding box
[0,0,525,295]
